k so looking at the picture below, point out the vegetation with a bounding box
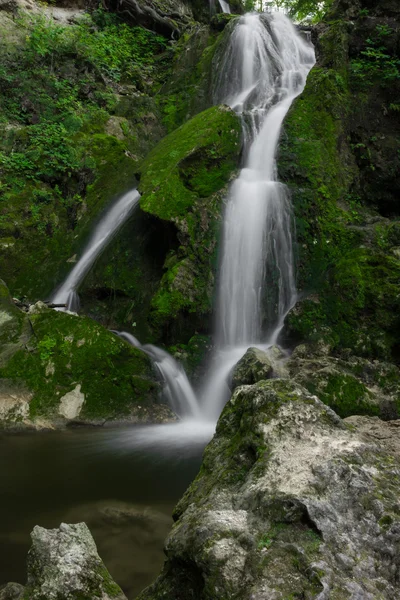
[0,8,169,298]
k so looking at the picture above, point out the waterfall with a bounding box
[210,0,231,15]
[114,332,201,420]
[219,0,231,14]
[49,12,315,425]
[50,189,140,311]
[202,13,315,418]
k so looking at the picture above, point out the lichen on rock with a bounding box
[24,522,126,600]
[138,378,400,599]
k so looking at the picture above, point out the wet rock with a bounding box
[231,347,274,388]
[58,384,85,420]
[138,379,400,599]
[25,522,127,600]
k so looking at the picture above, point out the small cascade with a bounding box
[219,0,231,14]
[115,332,201,420]
[202,13,315,418]
[49,12,315,429]
[51,189,140,311]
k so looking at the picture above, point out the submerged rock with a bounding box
[0,583,24,600]
[24,522,126,600]
[138,378,400,599]
[231,347,274,389]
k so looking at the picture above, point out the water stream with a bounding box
[51,189,140,312]
[49,12,315,423]
[202,13,315,418]
[0,425,211,597]
[1,11,317,596]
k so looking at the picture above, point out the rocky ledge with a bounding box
[137,373,400,599]
[0,279,174,430]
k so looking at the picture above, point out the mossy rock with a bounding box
[279,4,400,362]
[136,105,241,341]
[0,295,168,426]
[138,104,241,219]
[286,249,400,361]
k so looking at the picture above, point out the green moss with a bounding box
[304,372,379,418]
[137,105,241,340]
[0,305,158,421]
[158,25,227,132]
[139,105,241,219]
[280,9,400,362]
[0,10,169,300]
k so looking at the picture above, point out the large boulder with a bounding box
[138,379,400,599]
[231,347,274,389]
[136,104,241,342]
[24,523,126,600]
[0,282,172,429]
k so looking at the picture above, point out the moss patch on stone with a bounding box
[0,300,161,423]
[137,105,241,341]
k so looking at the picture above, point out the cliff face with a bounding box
[279,0,400,363]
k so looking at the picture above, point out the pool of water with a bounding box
[0,421,214,598]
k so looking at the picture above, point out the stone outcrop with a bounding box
[231,347,274,388]
[279,0,400,362]
[136,105,241,342]
[16,523,126,600]
[138,378,400,599]
[287,344,400,419]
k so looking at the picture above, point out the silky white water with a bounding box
[202,13,315,418]
[218,0,231,14]
[114,332,201,420]
[50,13,314,426]
[51,188,140,312]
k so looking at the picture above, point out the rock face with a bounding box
[231,347,273,388]
[24,523,126,600]
[0,583,24,600]
[279,0,400,362]
[0,280,172,429]
[137,105,241,342]
[287,345,400,420]
[138,379,400,599]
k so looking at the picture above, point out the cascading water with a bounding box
[114,331,201,420]
[50,188,140,312]
[201,13,315,418]
[219,0,231,14]
[49,13,314,427]
[209,0,231,15]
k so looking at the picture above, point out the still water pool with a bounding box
[0,421,214,598]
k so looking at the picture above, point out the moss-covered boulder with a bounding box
[287,345,400,419]
[231,347,274,389]
[279,0,400,362]
[135,104,241,342]
[138,378,400,599]
[0,283,172,428]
